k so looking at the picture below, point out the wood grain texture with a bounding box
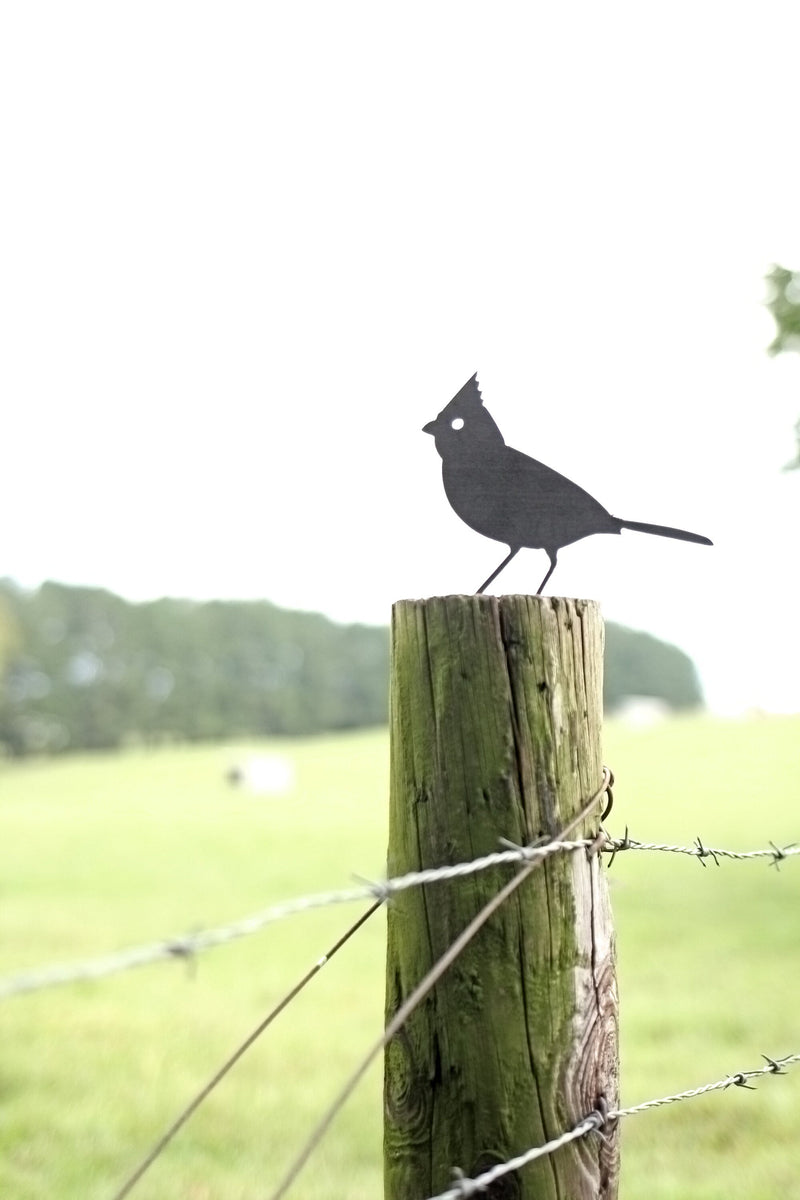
[384,595,618,1199]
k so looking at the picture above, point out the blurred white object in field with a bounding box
[226,755,295,795]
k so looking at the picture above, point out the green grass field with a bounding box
[2,715,799,1199]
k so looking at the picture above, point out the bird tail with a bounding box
[620,519,712,546]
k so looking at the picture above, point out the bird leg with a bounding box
[536,552,558,595]
[475,548,519,595]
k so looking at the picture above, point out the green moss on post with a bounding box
[384,595,618,1199]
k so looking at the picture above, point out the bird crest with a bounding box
[452,372,483,407]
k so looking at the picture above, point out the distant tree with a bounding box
[765,263,800,469]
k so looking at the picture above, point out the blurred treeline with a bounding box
[0,580,701,757]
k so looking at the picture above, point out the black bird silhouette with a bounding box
[423,373,712,595]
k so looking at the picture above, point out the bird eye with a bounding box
[450,417,465,431]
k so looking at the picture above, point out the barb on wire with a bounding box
[265,771,611,1200]
[424,1052,800,1200]
[768,840,797,869]
[694,836,719,867]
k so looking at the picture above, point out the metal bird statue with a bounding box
[424,373,712,594]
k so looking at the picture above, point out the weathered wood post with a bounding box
[384,595,618,1199]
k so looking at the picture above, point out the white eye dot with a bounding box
[451,417,465,431]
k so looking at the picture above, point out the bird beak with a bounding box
[422,420,437,435]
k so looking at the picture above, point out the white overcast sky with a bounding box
[2,2,800,714]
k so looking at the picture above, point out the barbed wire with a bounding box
[426,1052,800,1200]
[4,756,797,1200]
[605,831,800,868]
[2,821,796,1001]
[0,839,591,1000]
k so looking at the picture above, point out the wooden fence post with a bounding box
[384,595,619,1199]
